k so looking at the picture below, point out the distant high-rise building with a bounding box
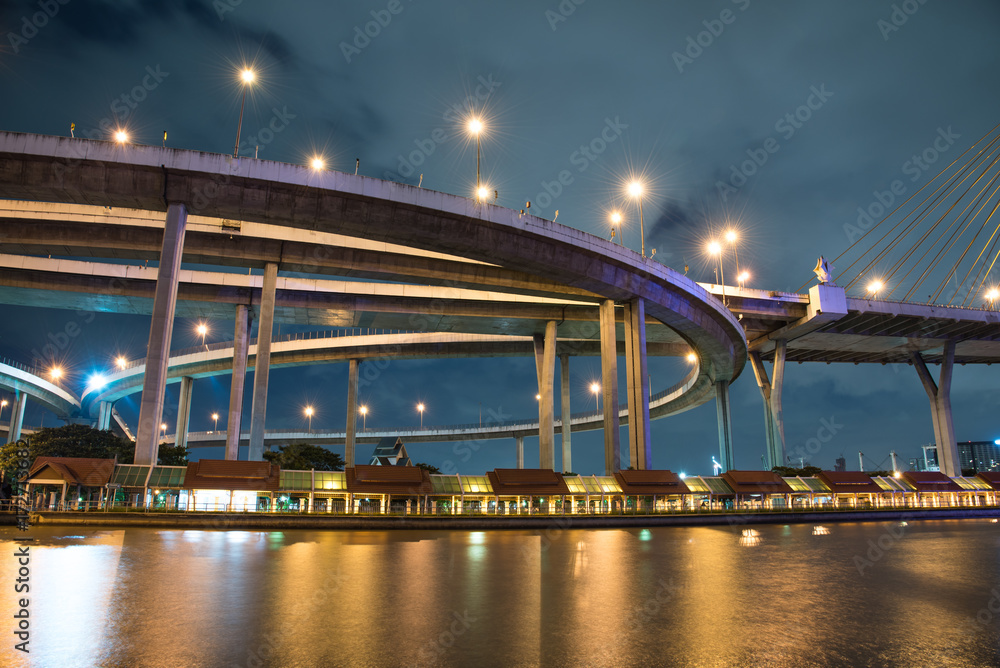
[834,456,846,472]
[909,441,999,473]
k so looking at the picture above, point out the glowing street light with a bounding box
[233,68,255,157]
[116,356,128,370]
[609,211,623,245]
[627,181,646,257]
[986,287,999,309]
[686,352,697,364]
[0,398,7,423]
[417,402,425,429]
[212,412,219,432]
[468,117,484,189]
[304,405,314,432]
[737,270,750,288]
[196,322,208,346]
[476,185,491,202]
[310,156,325,171]
[535,393,541,401]
[50,367,63,381]
[114,130,129,144]
[867,280,884,298]
[160,423,167,434]
[708,240,726,305]
[87,373,107,391]
[359,405,368,431]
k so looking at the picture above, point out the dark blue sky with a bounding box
[1,0,998,474]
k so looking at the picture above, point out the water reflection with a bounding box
[1,521,998,667]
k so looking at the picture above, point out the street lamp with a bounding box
[50,367,63,381]
[686,352,697,364]
[160,423,167,435]
[116,356,128,370]
[310,156,325,171]
[212,412,219,432]
[986,287,999,309]
[197,323,208,347]
[627,181,646,257]
[305,405,314,432]
[589,382,601,412]
[468,117,483,190]
[609,211,623,245]
[417,402,425,429]
[114,130,129,144]
[359,405,368,431]
[476,184,491,202]
[708,240,725,305]
[0,399,7,423]
[867,280,884,298]
[233,68,255,157]
[737,270,750,288]
[535,393,541,400]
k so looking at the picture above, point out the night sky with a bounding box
[1,0,998,475]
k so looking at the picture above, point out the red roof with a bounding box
[901,471,963,493]
[614,470,689,495]
[28,457,116,487]
[345,465,432,495]
[486,469,570,496]
[721,470,794,495]
[817,471,883,494]
[976,471,1000,491]
[183,460,280,492]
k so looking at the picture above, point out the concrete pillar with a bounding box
[516,436,524,469]
[715,380,734,472]
[226,304,250,460]
[134,203,188,465]
[749,351,784,469]
[8,391,27,444]
[96,401,113,431]
[533,321,557,470]
[175,376,193,450]
[599,300,621,474]
[345,358,359,468]
[911,342,961,477]
[248,262,278,461]
[623,298,652,470]
[560,353,572,473]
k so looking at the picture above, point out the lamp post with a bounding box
[737,271,750,289]
[0,399,7,424]
[197,323,208,347]
[359,405,368,431]
[233,68,255,157]
[610,211,623,245]
[212,412,219,432]
[417,403,425,429]
[116,356,128,370]
[627,181,645,257]
[50,367,63,382]
[708,240,725,305]
[986,288,999,310]
[867,280,883,299]
[305,406,314,432]
[468,117,483,189]
[590,382,601,412]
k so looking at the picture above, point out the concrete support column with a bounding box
[8,391,27,443]
[715,380,734,472]
[175,376,194,450]
[226,304,250,460]
[560,353,572,473]
[134,203,188,465]
[599,300,621,474]
[248,262,278,461]
[533,321,557,470]
[345,358,359,468]
[749,350,784,469]
[912,342,961,477]
[516,436,524,469]
[97,401,113,431]
[623,298,652,470]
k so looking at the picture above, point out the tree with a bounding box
[414,462,440,474]
[263,443,344,471]
[0,424,133,475]
[157,442,189,466]
[0,425,188,476]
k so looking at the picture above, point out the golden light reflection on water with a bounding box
[1,521,998,667]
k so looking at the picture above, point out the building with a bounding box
[911,441,1000,473]
[369,437,412,466]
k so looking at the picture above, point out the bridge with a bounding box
[1,131,997,477]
